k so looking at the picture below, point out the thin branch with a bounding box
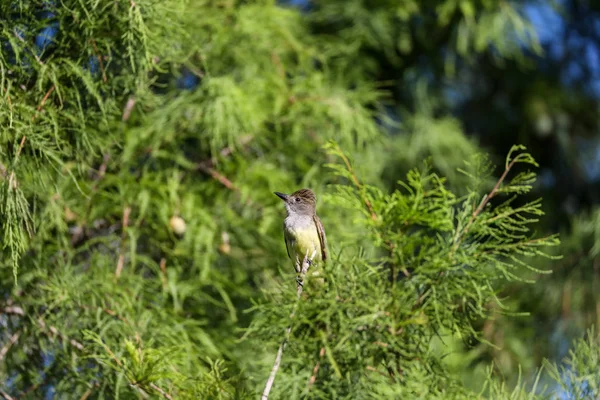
[97,153,110,180]
[451,157,518,254]
[196,164,237,191]
[32,85,55,121]
[115,206,131,278]
[78,385,96,400]
[122,97,136,121]
[0,332,20,361]
[261,326,290,400]
[195,135,254,191]
[262,250,317,400]
[1,306,24,316]
[37,317,85,350]
[308,347,326,389]
[0,389,16,400]
[149,383,174,400]
[16,135,26,157]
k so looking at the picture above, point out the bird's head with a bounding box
[274,188,317,216]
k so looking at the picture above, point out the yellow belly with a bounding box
[287,226,322,266]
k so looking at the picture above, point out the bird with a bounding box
[274,189,327,274]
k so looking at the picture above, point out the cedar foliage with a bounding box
[0,0,598,399]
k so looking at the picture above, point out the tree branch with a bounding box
[262,250,317,400]
[451,157,518,254]
[115,206,131,278]
[149,383,174,400]
[195,135,254,191]
[122,97,136,121]
[0,389,16,400]
[308,347,326,389]
[0,332,20,362]
[32,86,55,121]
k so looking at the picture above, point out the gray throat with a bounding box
[284,212,314,232]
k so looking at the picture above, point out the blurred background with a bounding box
[1,0,600,397]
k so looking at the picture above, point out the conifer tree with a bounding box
[1,0,599,399]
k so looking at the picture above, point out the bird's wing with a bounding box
[313,214,328,262]
[283,223,291,259]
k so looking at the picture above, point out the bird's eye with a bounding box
[295,197,300,202]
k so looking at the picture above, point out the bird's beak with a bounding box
[274,192,289,202]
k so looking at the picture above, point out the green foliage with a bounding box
[247,144,558,398]
[0,0,597,399]
[488,206,600,386]
[309,0,540,77]
[545,328,600,399]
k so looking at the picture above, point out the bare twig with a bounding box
[122,97,136,121]
[149,383,174,400]
[195,135,254,191]
[196,164,237,191]
[1,306,24,316]
[32,85,55,121]
[308,347,326,389]
[262,250,317,400]
[37,317,85,350]
[97,153,110,180]
[78,386,96,400]
[115,206,131,278]
[1,388,16,400]
[0,332,20,361]
[16,135,26,157]
[261,323,290,399]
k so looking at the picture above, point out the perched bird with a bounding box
[274,189,327,274]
